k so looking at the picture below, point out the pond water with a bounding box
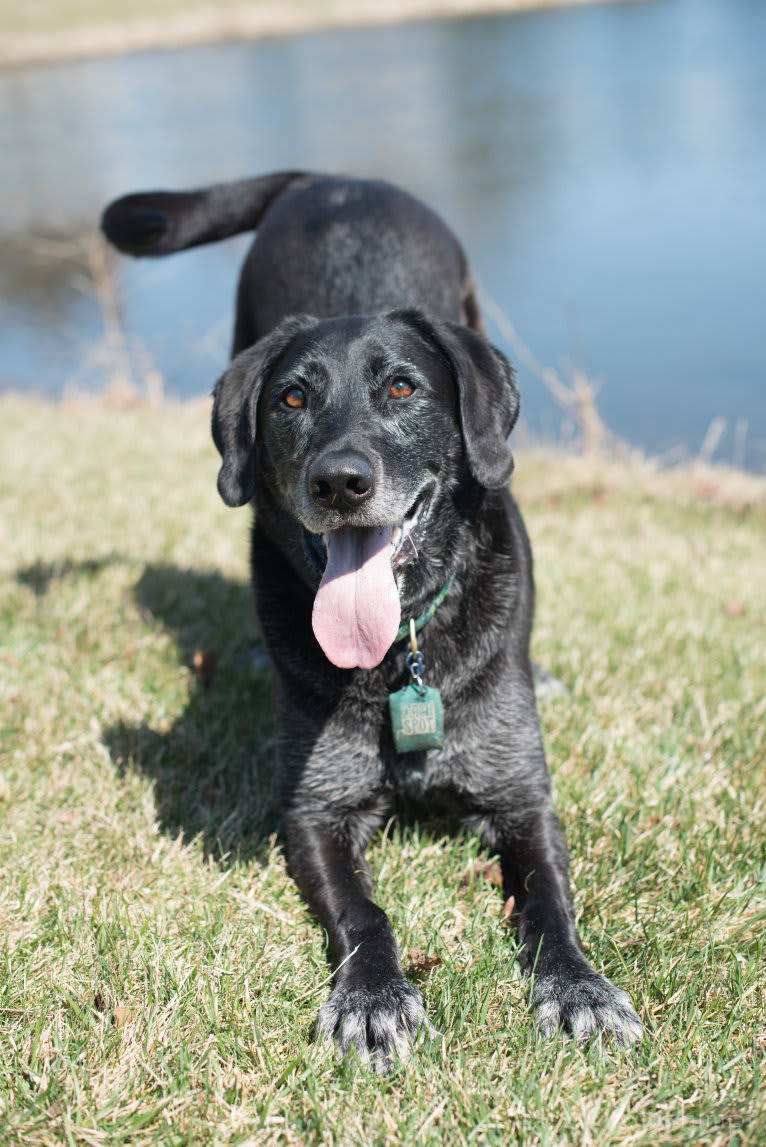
[1,0,764,468]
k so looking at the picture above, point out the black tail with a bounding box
[101,171,311,256]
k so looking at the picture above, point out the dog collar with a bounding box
[394,571,457,645]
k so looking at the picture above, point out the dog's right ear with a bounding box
[212,315,315,507]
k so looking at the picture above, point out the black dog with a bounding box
[102,172,642,1069]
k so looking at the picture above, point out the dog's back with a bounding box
[102,172,484,352]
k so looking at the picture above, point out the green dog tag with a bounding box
[389,683,444,753]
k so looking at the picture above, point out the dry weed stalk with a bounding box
[698,416,727,465]
[31,231,163,405]
[482,292,615,457]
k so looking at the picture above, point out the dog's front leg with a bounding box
[285,814,433,1071]
[482,803,643,1047]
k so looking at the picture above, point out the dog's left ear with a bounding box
[396,310,519,489]
[212,315,315,506]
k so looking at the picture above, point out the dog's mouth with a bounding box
[304,489,431,670]
[304,489,430,576]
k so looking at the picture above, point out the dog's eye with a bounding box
[389,379,414,399]
[283,386,305,409]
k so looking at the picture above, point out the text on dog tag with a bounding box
[388,683,445,753]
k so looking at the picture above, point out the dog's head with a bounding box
[212,309,518,669]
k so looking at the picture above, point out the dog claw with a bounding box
[531,971,643,1048]
[314,979,436,1072]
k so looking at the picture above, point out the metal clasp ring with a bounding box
[405,620,426,696]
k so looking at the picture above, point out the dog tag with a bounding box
[389,683,444,753]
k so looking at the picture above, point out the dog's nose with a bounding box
[309,450,375,510]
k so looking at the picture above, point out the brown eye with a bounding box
[283,386,305,409]
[389,379,414,399]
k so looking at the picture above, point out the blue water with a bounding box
[1,0,764,467]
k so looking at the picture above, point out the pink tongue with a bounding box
[312,525,401,669]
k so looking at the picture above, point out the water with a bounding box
[1,0,764,468]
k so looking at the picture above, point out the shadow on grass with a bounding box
[19,556,564,868]
[101,563,280,866]
[17,554,131,596]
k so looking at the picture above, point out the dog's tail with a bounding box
[101,171,312,256]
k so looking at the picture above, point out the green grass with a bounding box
[1,394,764,1144]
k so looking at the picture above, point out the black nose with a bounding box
[309,450,375,510]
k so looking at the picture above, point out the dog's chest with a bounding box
[384,743,457,799]
[333,662,472,798]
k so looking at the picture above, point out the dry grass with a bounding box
[1,393,764,1144]
[0,0,635,66]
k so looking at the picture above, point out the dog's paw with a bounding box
[531,968,642,1048]
[314,978,436,1073]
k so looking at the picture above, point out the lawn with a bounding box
[0,393,764,1144]
[0,0,328,37]
[0,0,626,62]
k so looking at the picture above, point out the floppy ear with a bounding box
[211,315,316,506]
[394,310,519,489]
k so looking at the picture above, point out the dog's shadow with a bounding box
[102,564,279,865]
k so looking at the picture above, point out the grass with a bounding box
[0,0,332,37]
[0,0,629,64]
[0,0,618,37]
[0,392,764,1144]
